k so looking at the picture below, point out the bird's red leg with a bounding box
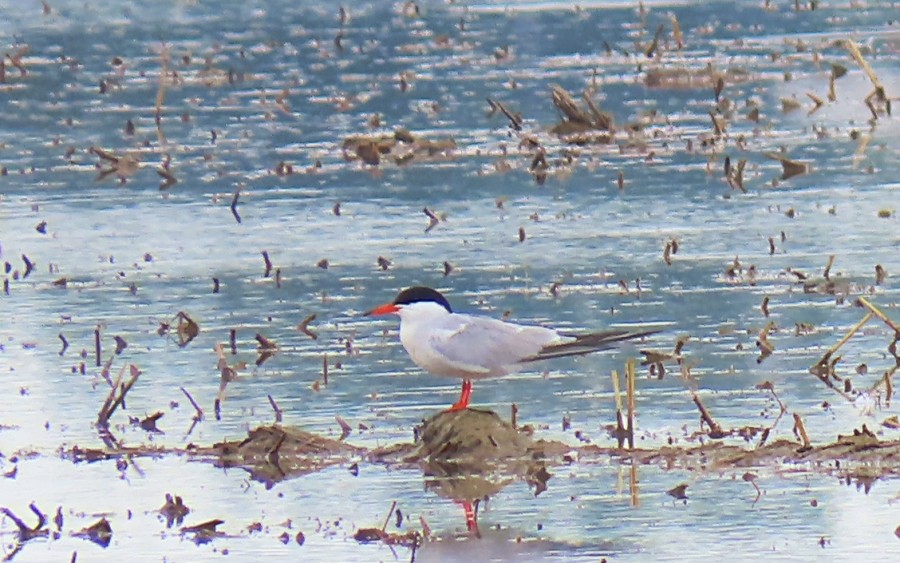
[458,500,479,536]
[448,379,472,411]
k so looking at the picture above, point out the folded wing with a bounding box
[522,329,659,362]
[428,314,560,377]
[428,315,657,377]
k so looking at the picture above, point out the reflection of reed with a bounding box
[611,358,637,450]
[612,359,640,506]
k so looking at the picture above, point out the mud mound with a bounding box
[209,425,361,488]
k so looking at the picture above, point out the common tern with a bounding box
[366,286,657,411]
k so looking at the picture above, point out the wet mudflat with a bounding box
[1,0,899,561]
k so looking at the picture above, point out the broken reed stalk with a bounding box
[691,391,727,438]
[792,413,812,450]
[268,394,283,423]
[825,311,874,359]
[1,503,49,542]
[611,369,623,413]
[858,296,900,335]
[843,39,886,100]
[95,327,102,367]
[180,386,204,421]
[381,501,397,533]
[97,364,127,426]
[611,368,626,448]
[155,43,169,144]
[885,372,894,405]
[626,358,636,450]
[105,365,141,421]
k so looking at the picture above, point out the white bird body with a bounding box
[367,286,656,410]
[397,301,562,379]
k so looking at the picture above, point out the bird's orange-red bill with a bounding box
[365,303,399,316]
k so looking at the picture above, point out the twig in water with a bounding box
[857,296,900,335]
[691,391,728,438]
[756,321,776,364]
[180,387,204,422]
[792,413,812,451]
[268,395,283,423]
[231,189,241,223]
[106,365,141,420]
[626,358,636,450]
[423,207,439,233]
[381,501,397,533]
[97,364,127,426]
[94,326,102,367]
[297,314,318,340]
[335,415,351,440]
[743,472,761,503]
[262,251,272,278]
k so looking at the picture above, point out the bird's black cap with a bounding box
[394,286,452,312]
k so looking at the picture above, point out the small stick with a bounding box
[97,364,128,426]
[155,43,169,128]
[612,368,626,448]
[94,327,102,367]
[105,365,141,420]
[815,311,873,365]
[611,369,623,413]
[381,501,397,533]
[423,207,439,233]
[323,354,329,385]
[823,255,835,280]
[58,333,69,356]
[615,410,627,449]
[626,358,636,450]
[842,39,885,98]
[268,394,283,423]
[180,387,204,421]
[857,297,900,335]
[297,314,318,340]
[255,333,277,349]
[335,415,351,440]
[792,413,811,450]
[262,251,272,278]
[885,371,894,405]
[99,354,115,388]
[230,189,241,223]
[691,391,727,438]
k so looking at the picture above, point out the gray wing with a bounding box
[428,314,562,377]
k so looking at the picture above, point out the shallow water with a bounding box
[1,0,899,561]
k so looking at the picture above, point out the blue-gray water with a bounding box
[1,0,899,561]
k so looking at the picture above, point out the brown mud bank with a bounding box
[67,408,900,493]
